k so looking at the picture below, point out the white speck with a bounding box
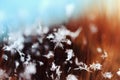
[70,27,82,39]
[15,61,19,68]
[17,50,25,62]
[97,47,102,53]
[20,63,36,80]
[24,55,31,65]
[2,54,8,60]
[66,39,72,45]
[89,62,102,71]
[47,34,54,39]
[66,4,75,17]
[117,68,120,76]
[66,74,78,80]
[102,72,113,79]
[51,74,54,79]
[32,43,39,49]
[75,58,81,65]
[55,66,62,80]
[49,26,81,49]
[89,24,98,33]
[74,58,89,71]
[39,61,44,66]
[101,51,108,59]
[43,51,54,59]
[3,32,24,53]
[51,62,57,71]
[21,56,25,62]
[66,49,74,61]
[36,51,41,56]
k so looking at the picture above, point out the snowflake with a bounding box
[65,49,74,61]
[47,27,70,49]
[55,66,62,80]
[66,74,78,80]
[20,62,36,80]
[43,51,54,59]
[117,68,120,76]
[101,51,108,59]
[89,62,102,71]
[102,72,113,79]
[47,26,82,49]
[74,58,89,71]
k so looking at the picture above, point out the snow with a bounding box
[47,26,81,49]
[17,50,25,62]
[101,51,108,59]
[97,47,102,53]
[20,63,36,80]
[3,32,24,53]
[47,34,54,39]
[39,61,44,66]
[15,61,19,68]
[66,74,78,80]
[102,72,113,79]
[51,62,57,71]
[74,58,89,71]
[66,39,72,45]
[2,54,8,60]
[55,66,62,80]
[32,43,39,49]
[24,54,31,65]
[89,62,102,71]
[66,49,74,61]
[43,51,54,59]
[117,68,120,76]
[89,24,98,33]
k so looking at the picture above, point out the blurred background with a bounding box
[0,0,120,39]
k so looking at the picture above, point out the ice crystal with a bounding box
[102,72,113,79]
[66,74,78,80]
[89,62,102,71]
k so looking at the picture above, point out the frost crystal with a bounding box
[102,72,113,79]
[47,26,81,49]
[101,51,108,59]
[66,74,78,80]
[20,63,36,80]
[2,54,8,60]
[3,32,24,54]
[97,47,102,53]
[74,58,89,71]
[117,68,120,76]
[51,62,57,71]
[55,66,62,80]
[89,62,102,71]
[66,49,74,61]
[43,51,54,59]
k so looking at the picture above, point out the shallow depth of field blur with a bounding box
[0,1,120,80]
[0,0,120,37]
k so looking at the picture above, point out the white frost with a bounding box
[66,49,74,61]
[20,63,36,80]
[117,68,120,76]
[44,51,54,59]
[66,74,78,80]
[89,62,102,71]
[102,72,113,79]
[97,47,102,53]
